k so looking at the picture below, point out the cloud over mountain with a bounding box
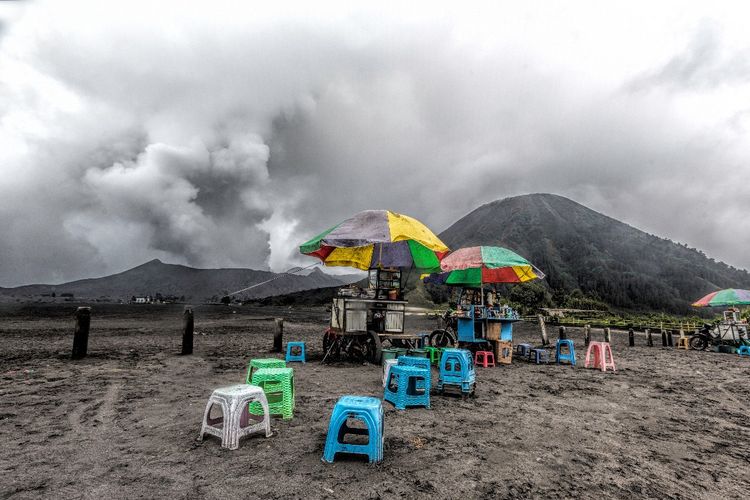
[1,1,749,286]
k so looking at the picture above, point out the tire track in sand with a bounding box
[66,382,121,497]
[68,383,120,434]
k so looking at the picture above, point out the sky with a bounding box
[1,0,749,286]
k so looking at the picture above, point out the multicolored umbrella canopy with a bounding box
[691,289,750,307]
[424,246,544,287]
[299,210,449,271]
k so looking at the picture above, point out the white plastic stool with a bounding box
[382,359,398,387]
[199,384,272,449]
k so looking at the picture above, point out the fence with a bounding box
[520,315,699,333]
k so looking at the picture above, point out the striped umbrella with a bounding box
[424,246,544,287]
[691,288,750,307]
[299,210,449,271]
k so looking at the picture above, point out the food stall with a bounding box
[424,246,543,354]
[299,209,449,363]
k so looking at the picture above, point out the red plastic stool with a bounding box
[474,350,495,368]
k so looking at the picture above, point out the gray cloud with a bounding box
[1,2,749,286]
[628,20,750,91]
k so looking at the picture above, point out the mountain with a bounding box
[0,260,362,303]
[439,193,750,313]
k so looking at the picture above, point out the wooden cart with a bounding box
[323,268,425,363]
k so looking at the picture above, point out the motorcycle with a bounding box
[429,309,457,347]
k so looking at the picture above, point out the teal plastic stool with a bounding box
[556,339,576,366]
[397,355,431,392]
[437,348,475,396]
[322,396,383,463]
[384,365,430,410]
[738,345,750,357]
[285,342,306,363]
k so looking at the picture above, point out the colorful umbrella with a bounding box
[691,288,750,307]
[424,246,544,287]
[299,210,449,271]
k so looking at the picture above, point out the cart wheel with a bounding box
[689,335,708,351]
[346,337,365,362]
[430,329,455,348]
[365,330,383,364]
[322,330,341,363]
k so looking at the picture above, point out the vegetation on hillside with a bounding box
[439,194,750,314]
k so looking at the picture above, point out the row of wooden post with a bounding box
[74,308,686,359]
[537,315,682,348]
[539,318,613,347]
[71,305,284,359]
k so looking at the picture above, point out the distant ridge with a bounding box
[0,259,362,303]
[439,193,750,313]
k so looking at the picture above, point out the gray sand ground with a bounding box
[1,303,749,499]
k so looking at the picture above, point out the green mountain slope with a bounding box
[439,193,750,313]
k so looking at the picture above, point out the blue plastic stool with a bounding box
[738,345,750,357]
[384,365,430,410]
[556,339,576,366]
[516,343,533,358]
[322,396,383,464]
[529,348,549,364]
[397,355,431,392]
[285,342,306,363]
[437,348,475,395]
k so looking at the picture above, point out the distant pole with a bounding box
[584,324,591,346]
[667,330,674,347]
[661,329,667,347]
[559,326,566,340]
[646,328,653,347]
[537,315,549,346]
[604,327,611,344]
[181,306,194,355]
[628,328,635,347]
[72,306,91,360]
[273,318,284,353]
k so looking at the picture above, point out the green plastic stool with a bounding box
[249,367,295,420]
[245,358,286,384]
[425,347,441,366]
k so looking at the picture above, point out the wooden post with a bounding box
[181,306,194,355]
[584,324,591,346]
[273,318,284,353]
[604,327,611,344]
[661,329,667,347]
[559,326,566,340]
[72,306,91,360]
[628,328,635,347]
[667,329,674,347]
[646,328,653,347]
[537,314,549,346]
